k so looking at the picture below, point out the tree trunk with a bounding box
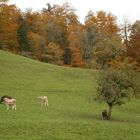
[107,105,112,120]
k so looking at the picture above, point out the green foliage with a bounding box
[17,16,31,52]
[96,68,135,105]
[95,61,137,119]
[94,35,122,69]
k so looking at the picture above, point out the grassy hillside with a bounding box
[0,50,140,140]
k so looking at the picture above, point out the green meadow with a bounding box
[0,50,140,140]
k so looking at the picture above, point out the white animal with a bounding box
[3,98,16,110]
[37,96,48,107]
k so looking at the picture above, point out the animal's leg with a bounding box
[44,101,46,106]
[14,105,16,110]
[46,100,48,106]
[7,105,9,110]
[40,101,43,106]
[12,105,16,110]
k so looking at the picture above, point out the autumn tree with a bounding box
[41,42,63,65]
[125,20,140,69]
[67,22,84,67]
[82,24,98,67]
[96,62,136,120]
[94,35,122,69]
[0,0,20,52]
[121,17,131,47]
[23,10,45,59]
[41,2,82,66]
[84,11,120,68]
[28,32,46,59]
[41,3,69,47]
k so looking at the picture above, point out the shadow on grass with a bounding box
[66,110,139,124]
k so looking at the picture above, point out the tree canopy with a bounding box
[95,62,136,120]
[0,1,139,69]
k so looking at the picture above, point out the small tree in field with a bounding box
[95,63,135,120]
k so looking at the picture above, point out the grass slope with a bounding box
[0,50,140,140]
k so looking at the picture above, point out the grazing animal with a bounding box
[102,109,108,120]
[0,95,12,103]
[3,98,16,110]
[37,96,48,107]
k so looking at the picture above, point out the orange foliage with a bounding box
[0,3,20,53]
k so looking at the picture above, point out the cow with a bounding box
[3,98,16,110]
[37,96,48,107]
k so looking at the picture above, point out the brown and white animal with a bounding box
[0,95,12,103]
[3,98,16,110]
[37,96,48,107]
